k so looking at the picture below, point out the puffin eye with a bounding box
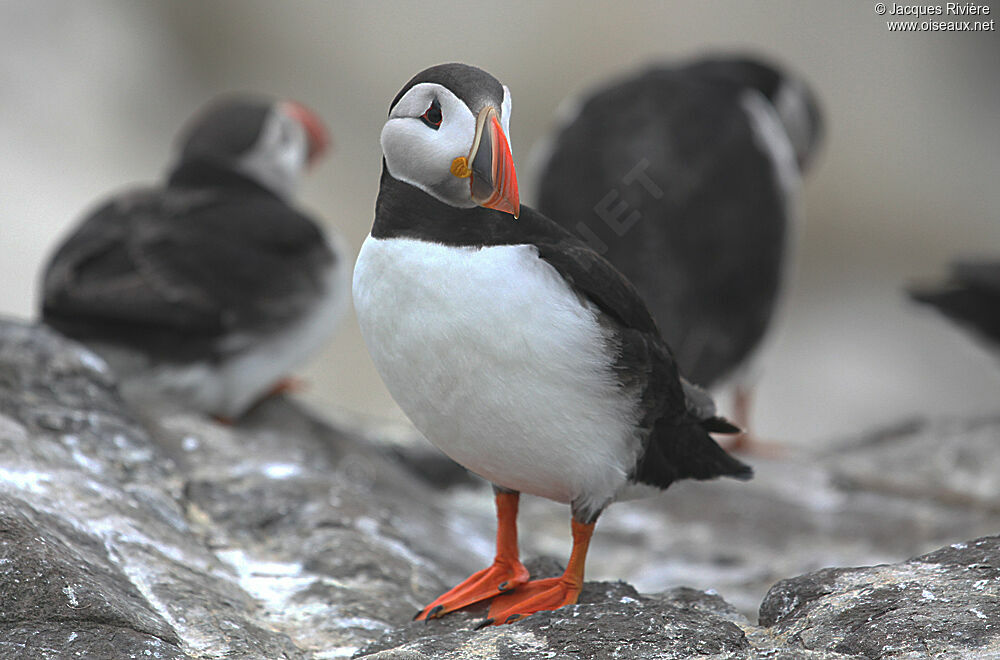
[420,99,442,130]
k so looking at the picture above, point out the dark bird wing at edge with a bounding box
[909,259,1000,346]
[41,187,335,362]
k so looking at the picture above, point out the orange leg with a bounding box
[725,383,754,452]
[415,490,530,620]
[724,385,784,456]
[480,518,595,627]
[211,377,307,425]
[265,376,307,396]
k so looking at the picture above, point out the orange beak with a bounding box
[282,100,331,168]
[467,107,519,218]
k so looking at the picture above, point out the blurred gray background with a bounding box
[2,1,998,446]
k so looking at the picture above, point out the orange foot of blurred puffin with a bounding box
[477,518,594,627]
[212,377,309,425]
[722,384,783,457]
[416,490,529,621]
[265,376,307,397]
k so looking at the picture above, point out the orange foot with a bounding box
[415,558,529,620]
[211,377,308,425]
[478,576,581,627]
[416,490,529,621]
[477,518,594,627]
[266,376,308,397]
[723,432,785,457]
[723,384,783,456]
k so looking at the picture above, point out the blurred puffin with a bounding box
[353,63,751,626]
[41,94,347,420]
[534,55,823,449]
[910,259,1000,352]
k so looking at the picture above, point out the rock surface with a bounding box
[505,415,1000,617]
[355,581,752,660]
[0,320,480,658]
[760,536,1000,659]
[2,317,1000,659]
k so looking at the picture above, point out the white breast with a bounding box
[353,234,641,511]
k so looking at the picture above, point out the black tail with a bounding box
[633,417,752,490]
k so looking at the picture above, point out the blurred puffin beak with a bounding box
[282,101,331,168]
[466,106,519,218]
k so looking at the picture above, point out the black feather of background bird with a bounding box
[909,259,1000,350]
[534,55,823,415]
[40,94,346,419]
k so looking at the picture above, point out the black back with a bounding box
[41,161,334,364]
[375,170,751,490]
[537,63,800,388]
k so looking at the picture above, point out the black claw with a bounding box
[498,581,509,592]
[474,617,495,630]
[505,614,522,624]
[426,604,445,620]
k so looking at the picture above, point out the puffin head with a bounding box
[174,94,330,198]
[682,57,823,173]
[382,63,519,218]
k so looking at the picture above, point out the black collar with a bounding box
[372,166,565,248]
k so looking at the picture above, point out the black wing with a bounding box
[42,187,334,358]
[910,259,1000,346]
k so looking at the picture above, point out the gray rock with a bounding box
[4,317,1000,659]
[158,398,493,654]
[0,320,309,658]
[824,416,1000,510]
[506,416,1000,618]
[0,319,487,658]
[0,495,186,659]
[760,536,1000,659]
[360,541,1000,660]
[356,582,866,660]
[355,581,751,659]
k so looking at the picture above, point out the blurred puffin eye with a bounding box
[420,99,442,130]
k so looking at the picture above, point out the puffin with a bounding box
[41,94,348,420]
[533,55,824,448]
[909,259,1000,351]
[353,63,752,626]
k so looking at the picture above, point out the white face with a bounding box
[381,82,512,208]
[236,105,309,199]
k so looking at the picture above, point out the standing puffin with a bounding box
[534,55,823,448]
[353,63,751,626]
[41,94,348,420]
[909,259,1000,352]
